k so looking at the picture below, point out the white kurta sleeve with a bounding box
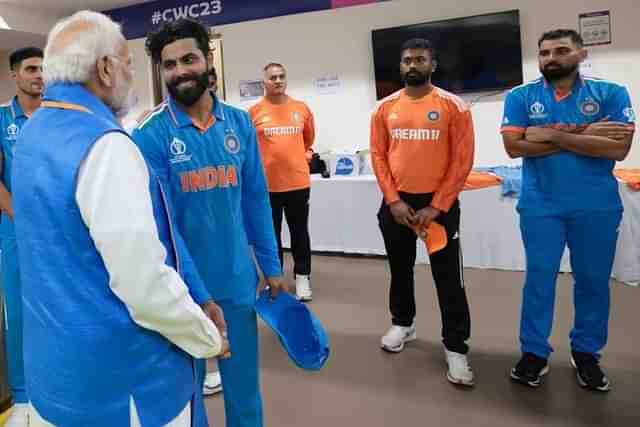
[76,131,222,359]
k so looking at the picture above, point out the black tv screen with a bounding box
[372,10,523,99]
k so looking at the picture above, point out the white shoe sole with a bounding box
[203,384,223,396]
[447,371,475,387]
[380,330,417,353]
[510,365,549,387]
[296,294,313,302]
[570,357,610,392]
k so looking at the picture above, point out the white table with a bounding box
[282,175,640,284]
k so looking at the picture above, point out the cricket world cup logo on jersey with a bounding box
[169,137,192,164]
[6,123,18,141]
[292,112,301,122]
[529,102,546,119]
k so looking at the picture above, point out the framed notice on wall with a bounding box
[579,11,611,46]
[239,80,264,101]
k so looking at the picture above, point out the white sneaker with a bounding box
[203,371,222,396]
[5,403,29,427]
[295,275,312,301]
[444,348,475,387]
[380,323,416,352]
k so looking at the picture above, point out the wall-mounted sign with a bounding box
[579,11,611,46]
[105,0,391,40]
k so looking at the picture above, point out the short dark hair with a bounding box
[538,29,583,48]
[145,18,211,64]
[9,47,43,70]
[263,62,285,73]
[400,38,435,59]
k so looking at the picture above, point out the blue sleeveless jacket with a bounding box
[12,83,209,427]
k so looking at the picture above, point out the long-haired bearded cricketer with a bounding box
[133,18,287,427]
[11,11,229,427]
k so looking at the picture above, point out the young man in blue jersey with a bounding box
[133,19,287,427]
[501,29,635,391]
[0,46,43,427]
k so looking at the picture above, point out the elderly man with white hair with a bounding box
[11,10,229,427]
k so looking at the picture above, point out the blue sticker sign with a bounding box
[335,157,354,175]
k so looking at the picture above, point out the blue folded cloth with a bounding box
[475,165,522,198]
[255,288,330,371]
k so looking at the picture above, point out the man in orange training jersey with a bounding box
[370,38,475,386]
[249,63,315,301]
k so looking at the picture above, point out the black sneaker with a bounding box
[510,352,549,387]
[570,351,611,392]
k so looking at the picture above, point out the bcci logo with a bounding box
[623,107,636,122]
[169,138,192,164]
[292,112,301,122]
[580,99,600,116]
[224,134,240,154]
[6,123,18,140]
[427,111,440,121]
[529,101,546,119]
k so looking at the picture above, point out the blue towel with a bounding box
[255,289,330,371]
[475,166,522,198]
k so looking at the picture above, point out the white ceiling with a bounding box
[0,0,154,15]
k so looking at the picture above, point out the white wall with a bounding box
[219,0,640,167]
[0,50,15,102]
[128,0,640,166]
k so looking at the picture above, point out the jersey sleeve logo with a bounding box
[292,111,301,122]
[623,107,636,122]
[427,111,440,121]
[580,99,600,116]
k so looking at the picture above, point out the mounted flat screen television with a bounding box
[372,10,523,99]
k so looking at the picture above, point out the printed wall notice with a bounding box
[239,80,264,101]
[579,11,611,46]
[314,75,341,95]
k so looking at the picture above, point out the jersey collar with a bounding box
[10,96,28,120]
[168,90,225,129]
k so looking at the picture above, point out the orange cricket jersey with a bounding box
[249,97,315,192]
[370,87,475,212]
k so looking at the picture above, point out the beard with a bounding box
[540,62,578,82]
[402,70,431,86]
[110,83,138,118]
[167,70,210,106]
